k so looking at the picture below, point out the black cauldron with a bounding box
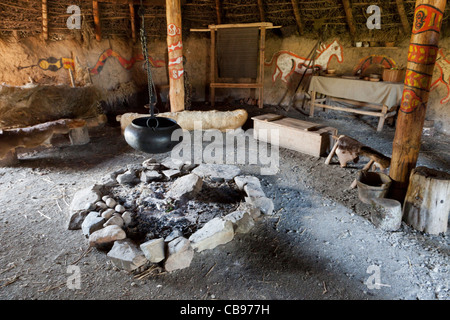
[124,116,183,154]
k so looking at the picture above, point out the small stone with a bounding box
[162,169,181,179]
[243,183,266,198]
[161,157,184,170]
[164,237,194,272]
[245,196,274,215]
[83,202,96,211]
[234,175,262,190]
[107,239,147,272]
[189,217,234,252]
[165,229,182,242]
[95,201,108,210]
[140,238,165,263]
[89,225,126,248]
[81,212,105,237]
[101,208,115,220]
[103,214,124,228]
[140,170,163,183]
[105,198,117,208]
[115,204,126,213]
[237,202,261,220]
[142,158,157,167]
[167,173,203,200]
[224,210,255,234]
[117,170,138,185]
[68,210,89,230]
[102,196,110,202]
[122,211,132,226]
[69,184,102,213]
[192,164,241,182]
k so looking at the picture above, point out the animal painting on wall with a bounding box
[352,55,397,76]
[265,40,344,83]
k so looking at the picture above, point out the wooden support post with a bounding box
[257,0,266,22]
[210,28,216,107]
[42,0,48,41]
[166,0,185,112]
[129,2,136,43]
[215,0,222,25]
[403,167,450,234]
[396,0,410,34]
[342,0,356,38]
[389,0,447,202]
[258,27,266,109]
[93,1,102,42]
[291,0,304,35]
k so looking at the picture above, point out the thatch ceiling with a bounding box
[0,0,449,41]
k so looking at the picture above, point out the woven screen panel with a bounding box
[217,27,259,79]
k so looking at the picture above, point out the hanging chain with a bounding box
[138,1,156,119]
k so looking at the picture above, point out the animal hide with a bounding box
[0,118,86,160]
[117,109,248,133]
[334,135,391,170]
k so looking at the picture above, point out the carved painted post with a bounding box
[166,0,185,112]
[389,0,447,201]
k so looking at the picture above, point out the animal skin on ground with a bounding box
[0,118,87,160]
[116,109,248,133]
[333,135,391,170]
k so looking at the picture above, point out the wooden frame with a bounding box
[208,22,274,109]
[309,92,397,132]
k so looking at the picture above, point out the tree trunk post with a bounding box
[166,0,185,112]
[389,0,447,202]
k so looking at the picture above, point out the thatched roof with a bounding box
[0,0,449,41]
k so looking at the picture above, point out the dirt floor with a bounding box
[0,102,449,302]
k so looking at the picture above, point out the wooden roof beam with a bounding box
[396,0,410,34]
[342,0,356,38]
[257,0,266,22]
[291,0,304,35]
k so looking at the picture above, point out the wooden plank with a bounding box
[208,22,273,29]
[211,83,263,88]
[251,113,284,122]
[312,103,384,117]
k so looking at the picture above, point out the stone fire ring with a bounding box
[68,158,275,273]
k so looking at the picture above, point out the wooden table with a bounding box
[308,76,403,132]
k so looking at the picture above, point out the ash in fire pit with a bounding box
[68,158,274,273]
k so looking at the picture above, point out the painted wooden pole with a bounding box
[42,0,48,41]
[389,0,447,201]
[166,0,185,112]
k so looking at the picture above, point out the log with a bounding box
[215,0,222,24]
[396,0,410,34]
[370,198,403,231]
[166,0,185,112]
[93,1,102,42]
[116,109,248,133]
[129,2,136,43]
[341,0,356,37]
[0,119,87,160]
[389,0,447,201]
[257,0,266,22]
[403,166,450,235]
[291,0,304,35]
[42,0,48,41]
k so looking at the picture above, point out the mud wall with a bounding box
[0,33,449,134]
